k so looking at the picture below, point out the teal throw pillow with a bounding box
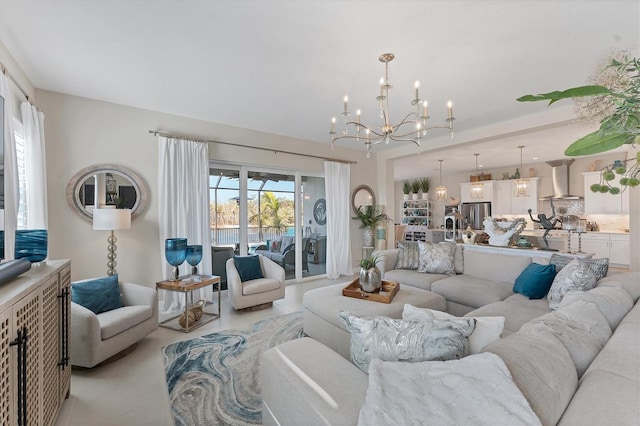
[513,263,557,299]
[71,275,124,314]
[234,255,264,282]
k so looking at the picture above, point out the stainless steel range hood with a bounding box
[540,159,582,200]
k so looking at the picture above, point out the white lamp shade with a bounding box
[93,209,131,231]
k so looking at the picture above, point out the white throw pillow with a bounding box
[547,259,597,310]
[358,354,541,426]
[403,304,505,353]
[338,311,475,373]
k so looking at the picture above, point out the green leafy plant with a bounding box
[419,177,430,194]
[352,205,389,229]
[402,180,411,195]
[517,54,639,157]
[518,53,640,193]
[359,253,381,270]
[410,180,421,194]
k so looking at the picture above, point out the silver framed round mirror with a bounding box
[351,184,376,215]
[66,163,149,222]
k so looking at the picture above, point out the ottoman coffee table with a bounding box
[303,282,446,360]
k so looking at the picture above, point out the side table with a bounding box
[156,274,221,332]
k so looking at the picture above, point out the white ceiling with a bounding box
[1,0,638,179]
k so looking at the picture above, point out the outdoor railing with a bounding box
[211,226,290,246]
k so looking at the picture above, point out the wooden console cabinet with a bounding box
[0,260,71,426]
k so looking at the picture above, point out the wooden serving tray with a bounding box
[342,279,400,303]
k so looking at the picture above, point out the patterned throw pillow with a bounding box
[395,241,420,270]
[417,241,456,276]
[338,311,475,373]
[550,254,609,281]
[547,259,597,310]
[270,240,281,252]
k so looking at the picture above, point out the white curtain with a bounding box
[158,137,212,313]
[0,74,19,260]
[20,102,48,229]
[324,161,352,278]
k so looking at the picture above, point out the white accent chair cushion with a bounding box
[71,280,158,368]
[226,255,285,309]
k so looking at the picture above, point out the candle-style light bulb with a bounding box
[356,109,361,124]
[331,117,336,133]
[379,77,384,96]
[423,100,428,118]
[447,100,453,119]
[343,95,349,114]
[414,81,420,101]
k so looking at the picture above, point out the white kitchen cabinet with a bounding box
[569,232,630,267]
[583,172,629,214]
[460,181,494,204]
[609,234,630,266]
[493,178,539,215]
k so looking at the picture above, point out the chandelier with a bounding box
[435,160,448,200]
[330,53,455,158]
[470,153,484,199]
[514,145,529,197]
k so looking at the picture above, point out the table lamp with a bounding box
[93,209,131,276]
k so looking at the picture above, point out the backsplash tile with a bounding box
[496,199,629,233]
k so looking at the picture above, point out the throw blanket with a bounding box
[358,353,541,426]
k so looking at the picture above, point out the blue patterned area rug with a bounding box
[162,311,304,425]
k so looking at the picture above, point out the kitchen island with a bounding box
[462,242,593,261]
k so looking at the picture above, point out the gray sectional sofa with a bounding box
[262,245,640,425]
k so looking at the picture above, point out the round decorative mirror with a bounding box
[351,184,376,215]
[66,163,149,222]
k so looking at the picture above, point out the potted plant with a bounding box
[352,206,389,248]
[359,253,382,293]
[402,180,411,200]
[411,180,421,200]
[420,177,430,199]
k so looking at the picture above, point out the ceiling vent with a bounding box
[540,159,582,200]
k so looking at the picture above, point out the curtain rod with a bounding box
[0,62,30,101]
[148,130,357,164]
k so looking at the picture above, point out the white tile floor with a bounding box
[54,275,354,426]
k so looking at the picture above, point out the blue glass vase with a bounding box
[165,238,187,281]
[15,229,48,264]
[186,245,203,276]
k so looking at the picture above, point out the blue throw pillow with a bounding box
[513,263,557,299]
[71,275,124,314]
[234,255,264,282]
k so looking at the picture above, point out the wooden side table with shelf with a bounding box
[156,274,221,332]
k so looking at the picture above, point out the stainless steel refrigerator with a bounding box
[460,202,492,230]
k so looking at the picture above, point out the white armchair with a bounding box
[71,280,158,368]
[226,255,285,310]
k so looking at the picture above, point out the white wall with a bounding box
[38,90,376,285]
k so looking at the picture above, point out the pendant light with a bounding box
[470,153,484,199]
[514,145,529,197]
[435,160,448,200]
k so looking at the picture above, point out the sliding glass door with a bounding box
[302,176,326,277]
[210,164,325,281]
